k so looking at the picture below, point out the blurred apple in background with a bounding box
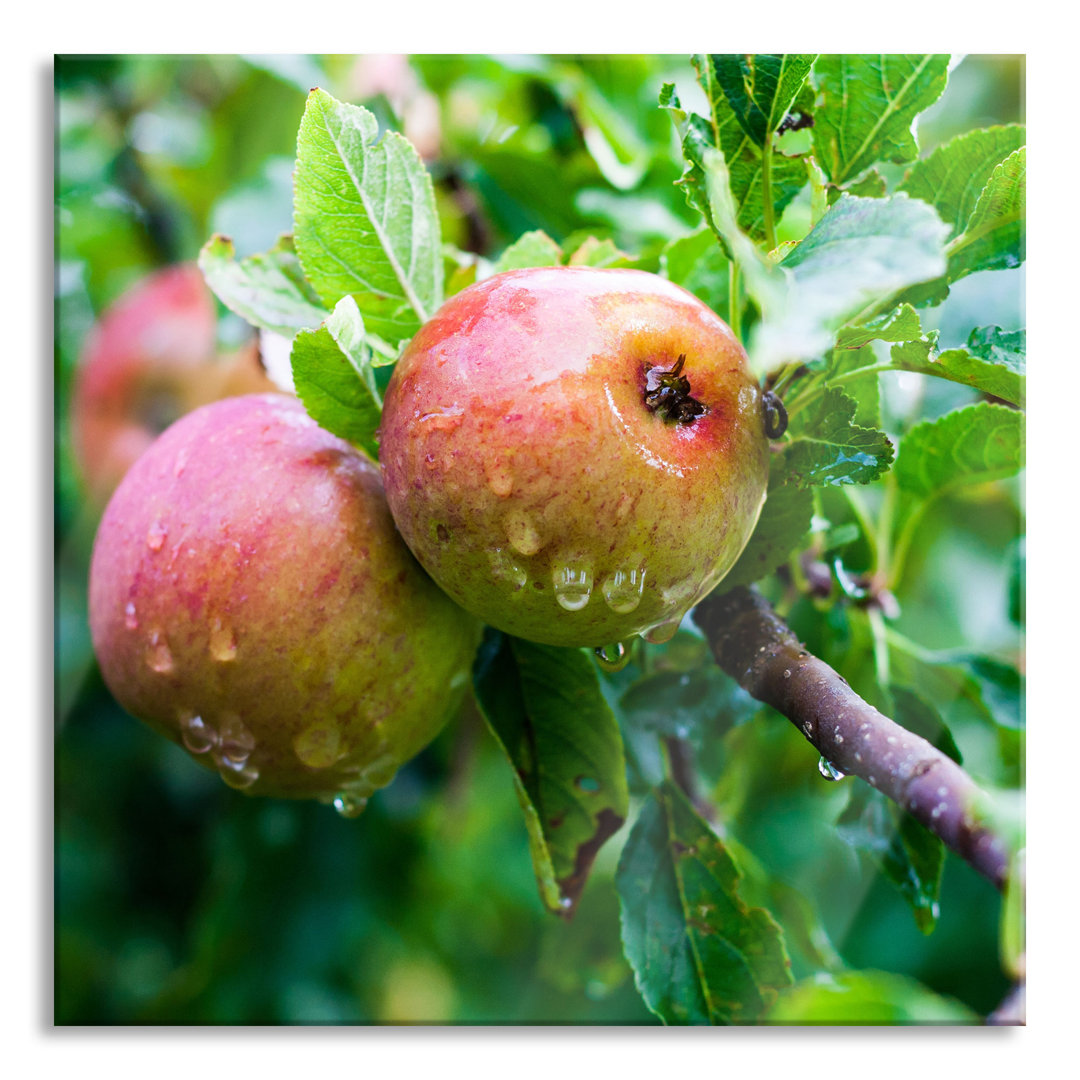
[71,263,282,504]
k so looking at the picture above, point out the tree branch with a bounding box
[694,586,1011,889]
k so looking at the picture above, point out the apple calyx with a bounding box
[642,354,708,425]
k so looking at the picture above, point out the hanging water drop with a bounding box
[552,564,593,611]
[218,716,256,765]
[817,756,846,782]
[333,792,368,818]
[601,567,645,614]
[218,757,259,790]
[593,641,631,673]
[641,616,681,644]
[180,713,217,754]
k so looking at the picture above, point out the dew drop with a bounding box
[593,641,631,673]
[293,722,343,769]
[124,601,139,630]
[488,547,527,589]
[145,631,174,674]
[361,755,399,789]
[818,757,846,782]
[173,448,189,478]
[483,458,514,497]
[575,775,600,793]
[333,792,369,818]
[641,617,681,644]
[146,521,167,551]
[218,757,259,790]
[218,716,256,766]
[601,567,646,614]
[209,617,237,662]
[180,713,217,754]
[504,510,543,556]
[418,405,463,431]
[553,564,593,611]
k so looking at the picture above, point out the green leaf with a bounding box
[890,332,1025,407]
[289,295,381,460]
[751,194,949,375]
[835,303,924,349]
[665,63,809,244]
[293,88,443,344]
[567,235,635,268]
[198,233,328,338]
[711,54,817,148]
[944,147,1026,281]
[660,227,730,315]
[899,124,1026,237]
[766,970,978,1023]
[719,462,814,589]
[617,782,792,1024]
[837,783,944,934]
[491,229,563,274]
[472,631,629,917]
[894,401,1024,498]
[778,387,894,487]
[812,55,950,186]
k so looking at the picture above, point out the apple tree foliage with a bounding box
[56,54,1024,1024]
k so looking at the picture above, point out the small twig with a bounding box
[694,587,1011,889]
[663,736,715,822]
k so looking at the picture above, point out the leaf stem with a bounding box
[761,136,778,252]
[728,263,743,341]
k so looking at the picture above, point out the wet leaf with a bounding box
[894,401,1024,498]
[198,233,328,338]
[294,89,443,343]
[617,782,792,1024]
[290,295,381,460]
[472,631,629,917]
[778,387,894,488]
[812,55,950,186]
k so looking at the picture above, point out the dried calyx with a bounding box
[643,355,708,425]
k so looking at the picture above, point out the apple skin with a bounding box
[72,264,279,504]
[88,393,481,806]
[379,266,770,649]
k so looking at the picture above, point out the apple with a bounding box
[379,266,770,649]
[88,393,481,812]
[71,263,279,504]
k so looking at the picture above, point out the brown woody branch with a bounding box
[694,586,1011,890]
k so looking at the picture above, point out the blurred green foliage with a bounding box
[55,54,1024,1025]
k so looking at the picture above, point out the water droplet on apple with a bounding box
[209,617,237,662]
[293,722,343,768]
[641,617,681,644]
[553,564,593,611]
[145,630,174,673]
[484,458,514,497]
[504,509,543,556]
[817,757,846,782]
[601,568,645,613]
[173,448,189,478]
[488,547,528,589]
[419,405,464,431]
[124,601,138,630]
[361,754,399,789]
[333,792,368,818]
[218,716,256,766]
[146,521,167,551]
[180,713,217,754]
[594,642,631,673]
[218,757,260,790]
